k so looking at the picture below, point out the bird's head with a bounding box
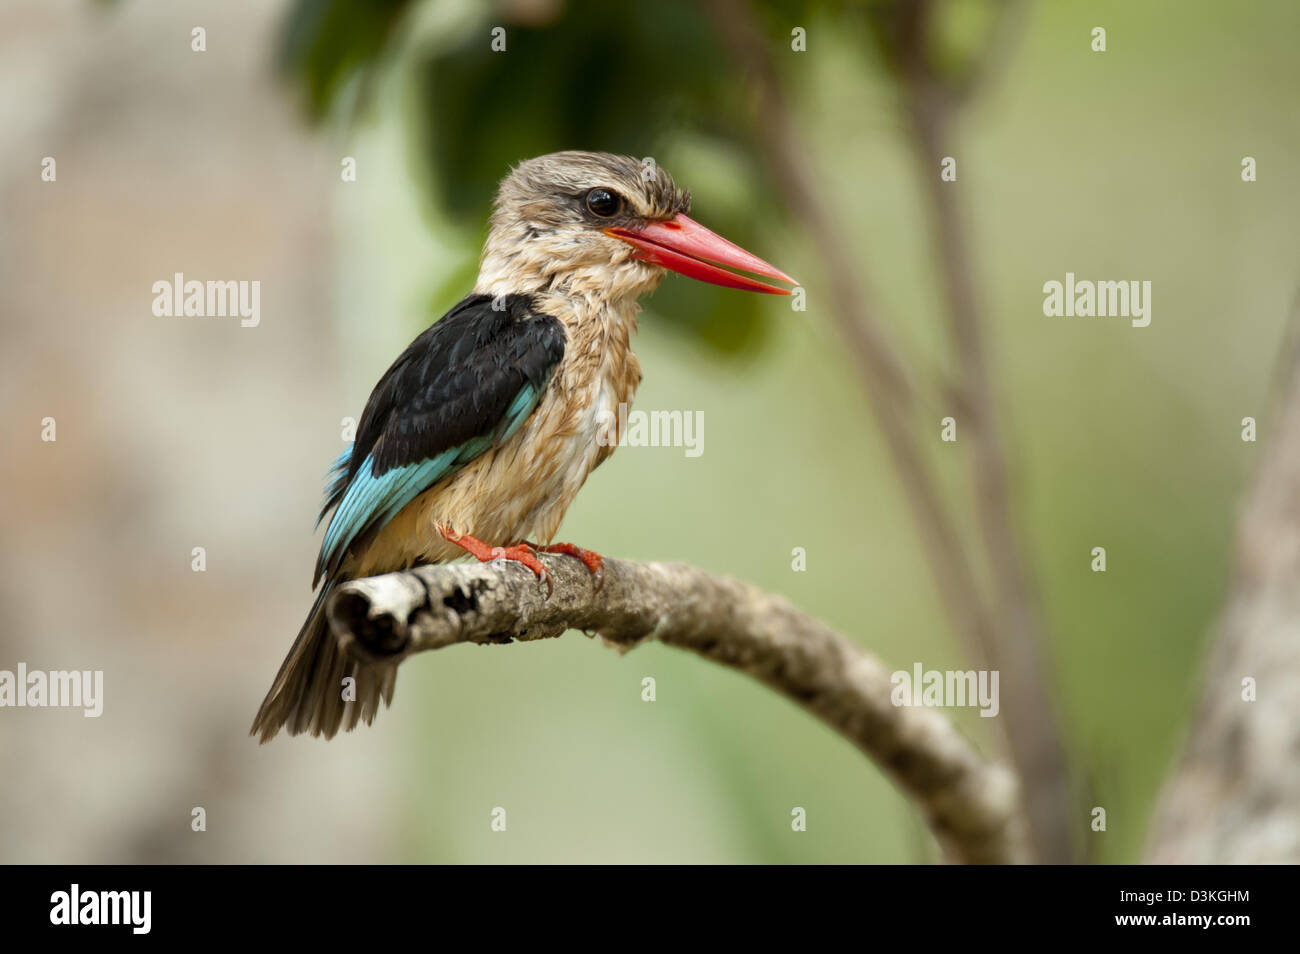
[476,151,797,303]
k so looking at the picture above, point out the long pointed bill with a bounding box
[604,213,798,295]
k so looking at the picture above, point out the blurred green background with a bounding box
[1,0,1296,863]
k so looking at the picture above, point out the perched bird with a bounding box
[252,151,796,741]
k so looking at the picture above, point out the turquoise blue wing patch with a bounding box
[314,377,548,580]
[318,448,458,577]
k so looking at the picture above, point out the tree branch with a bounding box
[327,554,1030,864]
[1146,296,1300,863]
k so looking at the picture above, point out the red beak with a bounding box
[604,213,798,295]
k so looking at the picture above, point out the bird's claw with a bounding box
[535,542,605,592]
[488,544,552,598]
[440,529,598,598]
[438,529,554,599]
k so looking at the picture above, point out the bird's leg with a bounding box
[438,526,552,597]
[528,541,605,591]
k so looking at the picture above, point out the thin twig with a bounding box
[707,0,1073,861]
[895,0,1075,862]
[328,554,1032,864]
[703,0,996,696]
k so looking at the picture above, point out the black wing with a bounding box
[315,293,566,584]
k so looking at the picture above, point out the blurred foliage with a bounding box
[279,0,411,122]
[859,0,1010,95]
[276,0,1016,351]
[276,0,832,354]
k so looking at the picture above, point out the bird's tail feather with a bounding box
[250,583,397,743]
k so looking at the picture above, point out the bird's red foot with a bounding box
[533,542,605,591]
[439,527,552,597]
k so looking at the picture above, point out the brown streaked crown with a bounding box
[493,151,691,232]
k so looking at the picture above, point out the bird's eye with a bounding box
[585,188,622,218]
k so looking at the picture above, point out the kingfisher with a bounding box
[251,151,796,741]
